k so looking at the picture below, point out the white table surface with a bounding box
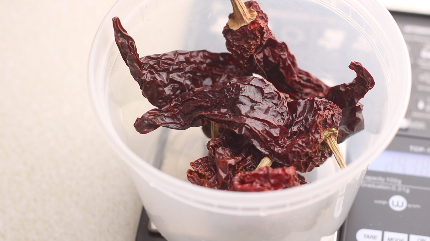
[0,0,425,241]
[0,0,141,240]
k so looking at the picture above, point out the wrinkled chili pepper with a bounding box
[232,166,306,192]
[326,62,375,108]
[223,1,330,100]
[187,133,263,190]
[135,76,342,172]
[326,62,375,142]
[113,17,248,108]
[223,1,375,143]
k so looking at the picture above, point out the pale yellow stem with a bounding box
[211,122,219,138]
[322,128,346,169]
[228,0,257,30]
[256,156,273,169]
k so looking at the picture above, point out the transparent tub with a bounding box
[88,0,411,240]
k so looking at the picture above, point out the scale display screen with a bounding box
[341,135,430,241]
[369,150,430,178]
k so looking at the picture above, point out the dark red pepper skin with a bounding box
[187,131,305,191]
[338,104,364,143]
[135,76,342,172]
[113,17,248,108]
[232,166,305,192]
[187,156,218,189]
[222,2,375,143]
[326,62,375,108]
[283,97,341,172]
[326,62,375,142]
[187,135,263,190]
[222,1,330,100]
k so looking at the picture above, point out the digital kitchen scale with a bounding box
[136,10,429,241]
[136,206,166,241]
[340,11,430,241]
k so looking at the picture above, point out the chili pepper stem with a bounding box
[211,122,220,138]
[256,156,273,169]
[228,0,257,30]
[323,128,346,169]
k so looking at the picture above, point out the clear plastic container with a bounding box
[88,0,411,240]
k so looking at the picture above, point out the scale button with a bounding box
[410,234,430,241]
[356,229,382,241]
[384,231,408,241]
[389,195,408,211]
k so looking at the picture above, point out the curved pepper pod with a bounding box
[113,17,248,108]
[326,62,375,142]
[222,2,375,143]
[326,62,375,108]
[135,76,342,172]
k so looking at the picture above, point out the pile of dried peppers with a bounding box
[112,0,375,192]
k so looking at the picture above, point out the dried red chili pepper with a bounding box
[326,62,375,142]
[187,134,263,190]
[223,1,330,100]
[113,17,248,108]
[232,166,306,192]
[223,1,375,144]
[135,76,342,172]
[326,62,375,108]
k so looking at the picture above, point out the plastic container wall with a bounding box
[88,0,411,240]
